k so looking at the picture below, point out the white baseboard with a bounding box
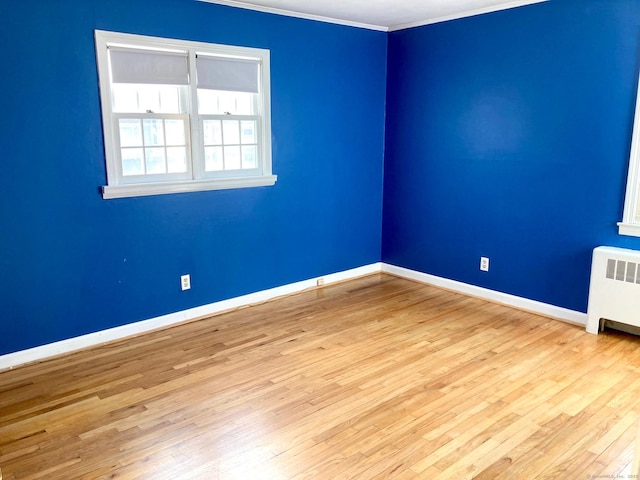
[0,261,587,371]
[0,263,381,371]
[381,264,588,326]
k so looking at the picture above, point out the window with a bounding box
[620,73,640,236]
[95,30,276,199]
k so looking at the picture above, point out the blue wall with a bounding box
[5,0,640,357]
[383,0,640,312]
[0,0,387,355]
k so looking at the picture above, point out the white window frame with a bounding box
[95,30,276,199]
[619,72,640,236]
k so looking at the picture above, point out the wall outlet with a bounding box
[480,257,490,272]
[181,274,191,291]
[316,277,325,287]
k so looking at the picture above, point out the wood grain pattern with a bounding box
[1,273,640,479]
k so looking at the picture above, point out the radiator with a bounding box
[586,246,640,334]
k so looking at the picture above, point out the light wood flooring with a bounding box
[2,273,640,479]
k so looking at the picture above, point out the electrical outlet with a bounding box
[181,274,191,291]
[480,257,489,272]
[317,278,325,287]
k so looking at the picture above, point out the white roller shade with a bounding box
[109,47,189,85]
[196,55,259,93]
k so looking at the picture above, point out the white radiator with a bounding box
[586,246,640,334]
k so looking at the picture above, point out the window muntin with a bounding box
[117,116,190,177]
[202,119,258,172]
[95,30,275,199]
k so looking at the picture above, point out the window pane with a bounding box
[242,145,257,169]
[119,119,142,147]
[158,86,181,113]
[145,148,166,174]
[143,119,165,146]
[197,89,218,114]
[167,147,187,173]
[137,88,161,113]
[240,121,256,144]
[203,120,222,145]
[219,93,236,116]
[165,119,185,146]
[223,120,240,145]
[121,148,144,176]
[197,89,255,115]
[205,146,224,171]
[113,85,183,114]
[235,93,253,115]
[113,85,140,112]
[224,145,241,170]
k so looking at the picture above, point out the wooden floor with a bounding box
[2,274,640,479]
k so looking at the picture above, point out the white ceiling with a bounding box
[199,0,547,31]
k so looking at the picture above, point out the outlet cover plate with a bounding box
[480,257,489,272]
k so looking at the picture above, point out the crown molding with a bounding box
[388,0,548,31]
[197,0,389,31]
[198,0,547,32]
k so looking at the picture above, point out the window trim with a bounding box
[95,30,276,199]
[619,72,640,236]
[101,175,278,199]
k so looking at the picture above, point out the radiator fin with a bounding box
[627,262,637,283]
[616,260,626,281]
[606,258,640,284]
[606,258,616,279]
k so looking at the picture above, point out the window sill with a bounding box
[618,222,640,237]
[102,175,277,199]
